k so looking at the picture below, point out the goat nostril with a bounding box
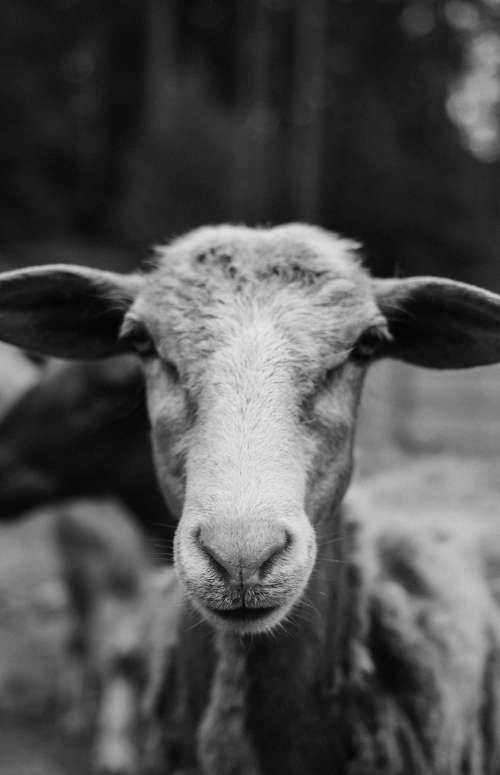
[192,524,294,583]
[258,529,293,579]
[195,527,231,581]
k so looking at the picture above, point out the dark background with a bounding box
[2,0,500,287]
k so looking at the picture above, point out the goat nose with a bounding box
[195,524,291,584]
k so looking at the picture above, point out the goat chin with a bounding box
[193,598,298,635]
[174,538,316,636]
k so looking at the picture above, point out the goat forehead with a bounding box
[136,225,378,369]
[151,223,366,284]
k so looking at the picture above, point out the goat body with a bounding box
[152,457,500,775]
[54,498,182,775]
[0,355,175,772]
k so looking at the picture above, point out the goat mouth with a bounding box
[207,605,279,623]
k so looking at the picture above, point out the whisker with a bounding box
[316,534,345,547]
[185,613,206,633]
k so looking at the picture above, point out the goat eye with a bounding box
[164,360,180,383]
[123,322,157,358]
[352,326,386,360]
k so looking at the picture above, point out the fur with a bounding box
[153,458,500,774]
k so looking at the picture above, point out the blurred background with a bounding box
[2,1,500,773]
[3,0,500,285]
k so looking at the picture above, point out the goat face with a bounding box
[125,225,386,632]
[2,224,500,633]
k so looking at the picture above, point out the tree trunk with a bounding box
[144,0,178,140]
[290,0,328,221]
[231,2,273,222]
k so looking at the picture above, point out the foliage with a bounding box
[1,0,500,286]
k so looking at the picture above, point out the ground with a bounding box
[1,360,500,774]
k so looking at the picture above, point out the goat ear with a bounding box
[0,264,142,359]
[373,276,500,368]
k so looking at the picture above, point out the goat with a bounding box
[0,356,175,773]
[53,498,152,772]
[0,356,172,547]
[31,496,179,775]
[1,223,500,774]
[54,501,181,775]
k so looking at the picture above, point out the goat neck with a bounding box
[192,505,350,775]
